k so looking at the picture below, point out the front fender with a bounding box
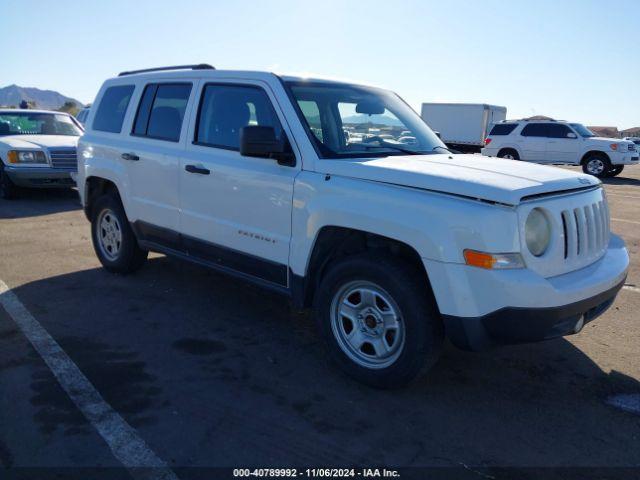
[290,172,520,276]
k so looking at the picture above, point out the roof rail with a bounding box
[517,117,557,122]
[118,64,215,77]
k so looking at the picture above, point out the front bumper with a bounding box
[442,278,624,350]
[5,166,76,188]
[610,151,639,165]
[423,234,629,350]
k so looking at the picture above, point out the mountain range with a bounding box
[342,114,403,126]
[0,84,84,110]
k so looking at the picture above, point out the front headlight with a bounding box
[525,208,551,257]
[7,150,47,164]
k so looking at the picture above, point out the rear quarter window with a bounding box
[489,124,517,135]
[93,85,135,133]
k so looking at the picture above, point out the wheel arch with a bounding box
[497,146,520,158]
[291,226,438,312]
[83,176,122,221]
[580,150,610,164]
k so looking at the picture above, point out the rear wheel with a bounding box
[91,193,148,273]
[582,154,611,178]
[0,163,18,200]
[314,253,443,388]
[497,149,520,160]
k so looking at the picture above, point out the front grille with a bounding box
[49,149,78,171]
[560,200,609,260]
[521,187,609,278]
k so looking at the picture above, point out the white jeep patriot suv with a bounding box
[78,65,629,388]
[481,119,638,178]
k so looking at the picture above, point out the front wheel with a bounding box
[91,193,148,274]
[582,154,611,178]
[314,254,443,388]
[605,165,624,177]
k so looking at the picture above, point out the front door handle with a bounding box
[185,164,210,175]
[121,153,140,161]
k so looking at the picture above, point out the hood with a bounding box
[0,135,79,150]
[588,136,633,144]
[317,154,600,205]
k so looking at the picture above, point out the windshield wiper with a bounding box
[431,145,454,153]
[361,140,423,155]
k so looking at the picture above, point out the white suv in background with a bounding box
[77,65,628,387]
[624,136,640,148]
[481,120,638,178]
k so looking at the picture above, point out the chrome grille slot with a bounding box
[561,212,568,259]
[584,205,595,252]
[574,207,587,253]
[49,149,78,171]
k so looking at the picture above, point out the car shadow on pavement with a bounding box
[601,176,640,187]
[3,256,640,468]
[0,188,81,219]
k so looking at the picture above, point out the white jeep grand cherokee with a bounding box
[78,65,629,388]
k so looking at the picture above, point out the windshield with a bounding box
[286,81,445,158]
[0,112,83,137]
[569,123,595,138]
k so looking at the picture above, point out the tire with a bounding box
[497,149,520,160]
[605,165,624,178]
[91,193,148,274]
[314,253,443,389]
[582,154,611,178]
[0,162,18,200]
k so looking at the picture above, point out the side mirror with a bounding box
[434,131,442,139]
[567,132,577,139]
[240,126,295,166]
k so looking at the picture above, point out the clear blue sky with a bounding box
[2,0,638,128]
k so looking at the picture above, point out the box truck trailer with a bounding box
[421,103,507,153]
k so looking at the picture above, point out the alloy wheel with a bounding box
[96,208,123,261]
[587,158,605,175]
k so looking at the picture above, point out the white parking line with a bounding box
[0,279,178,480]
[611,218,640,226]
[605,193,640,200]
[623,285,640,294]
[607,394,640,416]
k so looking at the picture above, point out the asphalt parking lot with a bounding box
[0,167,639,478]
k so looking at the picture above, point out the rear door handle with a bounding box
[185,164,210,175]
[121,153,139,161]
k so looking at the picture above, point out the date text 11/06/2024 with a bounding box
[233,468,400,477]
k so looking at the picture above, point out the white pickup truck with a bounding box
[77,65,629,388]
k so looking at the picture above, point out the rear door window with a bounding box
[489,124,517,135]
[93,85,135,133]
[546,124,574,138]
[520,123,550,137]
[132,83,192,142]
